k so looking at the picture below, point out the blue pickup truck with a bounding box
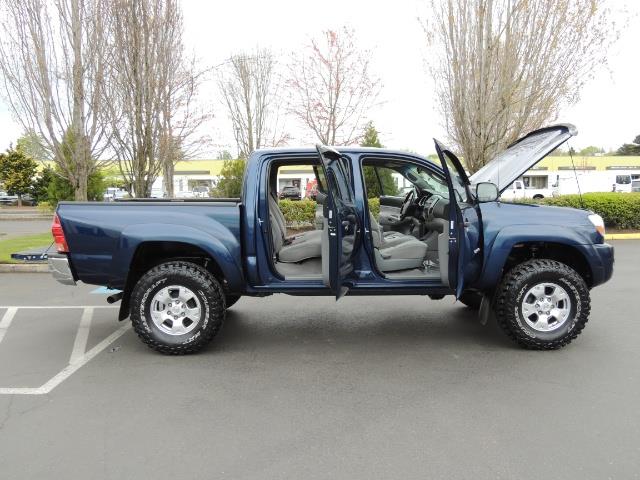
[48,124,613,354]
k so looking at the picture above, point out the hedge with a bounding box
[278,199,317,228]
[367,197,380,218]
[278,198,381,228]
[540,192,640,229]
[280,193,640,230]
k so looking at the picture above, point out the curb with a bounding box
[606,233,640,240]
[0,263,49,273]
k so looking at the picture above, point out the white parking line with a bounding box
[0,306,118,309]
[0,307,18,344]
[0,306,130,395]
[70,307,93,365]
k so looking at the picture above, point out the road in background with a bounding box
[0,240,637,479]
[0,218,52,239]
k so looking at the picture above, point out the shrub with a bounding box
[279,199,317,228]
[46,168,105,206]
[541,192,640,229]
[277,197,381,229]
[367,197,380,218]
[36,201,54,214]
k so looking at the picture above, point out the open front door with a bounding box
[316,145,360,299]
[434,140,479,298]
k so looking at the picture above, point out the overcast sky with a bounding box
[0,0,638,157]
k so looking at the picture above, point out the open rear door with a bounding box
[316,145,360,299]
[434,140,477,298]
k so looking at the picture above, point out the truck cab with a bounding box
[49,124,614,354]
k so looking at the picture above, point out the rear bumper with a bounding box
[48,253,76,285]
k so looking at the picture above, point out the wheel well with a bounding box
[532,194,544,199]
[118,241,226,321]
[504,242,592,287]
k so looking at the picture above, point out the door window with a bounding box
[363,165,400,198]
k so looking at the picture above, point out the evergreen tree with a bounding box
[360,121,383,148]
[616,135,640,156]
[212,159,246,198]
[360,122,398,197]
[0,145,37,206]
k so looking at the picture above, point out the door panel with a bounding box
[434,140,480,297]
[316,145,359,299]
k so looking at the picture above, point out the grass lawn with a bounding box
[0,232,53,263]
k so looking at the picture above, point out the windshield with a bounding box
[404,165,450,196]
[405,160,468,203]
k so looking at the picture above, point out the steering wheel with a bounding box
[399,189,415,220]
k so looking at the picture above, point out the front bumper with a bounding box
[48,253,76,285]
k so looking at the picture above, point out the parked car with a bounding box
[103,187,127,202]
[192,186,210,198]
[49,124,613,355]
[279,185,301,200]
[500,180,555,200]
[306,183,319,200]
[0,191,35,206]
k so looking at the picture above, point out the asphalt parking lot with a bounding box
[0,240,638,479]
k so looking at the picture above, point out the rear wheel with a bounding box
[494,259,590,349]
[130,261,225,355]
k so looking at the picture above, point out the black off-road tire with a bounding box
[130,261,225,355]
[459,291,483,310]
[494,259,590,350]
[225,295,241,309]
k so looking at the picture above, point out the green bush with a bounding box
[541,192,640,229]
[279,199,317,228]
[36,201,54,214]
[367,197,380,218]
[46,168,105,206]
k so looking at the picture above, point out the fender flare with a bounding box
[111,222,244,291]
[476,225,591,289]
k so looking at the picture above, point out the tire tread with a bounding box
[130,261,225,355]
[494,259,590,350]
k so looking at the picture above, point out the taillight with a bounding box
[51,213,69,253]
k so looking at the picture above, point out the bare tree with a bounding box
[424,0,618,173]
[105,0,208,197]
[218,50,288,159]
[0,0,110,200]
[287,27,380,146]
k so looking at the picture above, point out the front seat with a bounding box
[270,196,322,263]
[369,213,427,272]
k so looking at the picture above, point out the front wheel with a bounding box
[459,291,482,310]
[494,259,590,350]
[130,261,225,355]
[225,294,241,309]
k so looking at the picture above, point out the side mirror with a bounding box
[475,182,499,202]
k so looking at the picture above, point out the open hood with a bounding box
[469,124,577,193]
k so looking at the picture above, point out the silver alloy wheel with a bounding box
[150,285,202,336]
[521,282,572,332]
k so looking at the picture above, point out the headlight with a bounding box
[588,214,605,237]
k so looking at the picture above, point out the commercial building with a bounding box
[151,155,640,198]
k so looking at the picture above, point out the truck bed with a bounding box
[57,200,243,288]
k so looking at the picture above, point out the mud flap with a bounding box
[478,294,496,326]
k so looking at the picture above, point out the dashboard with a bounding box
[417,192,449,220]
